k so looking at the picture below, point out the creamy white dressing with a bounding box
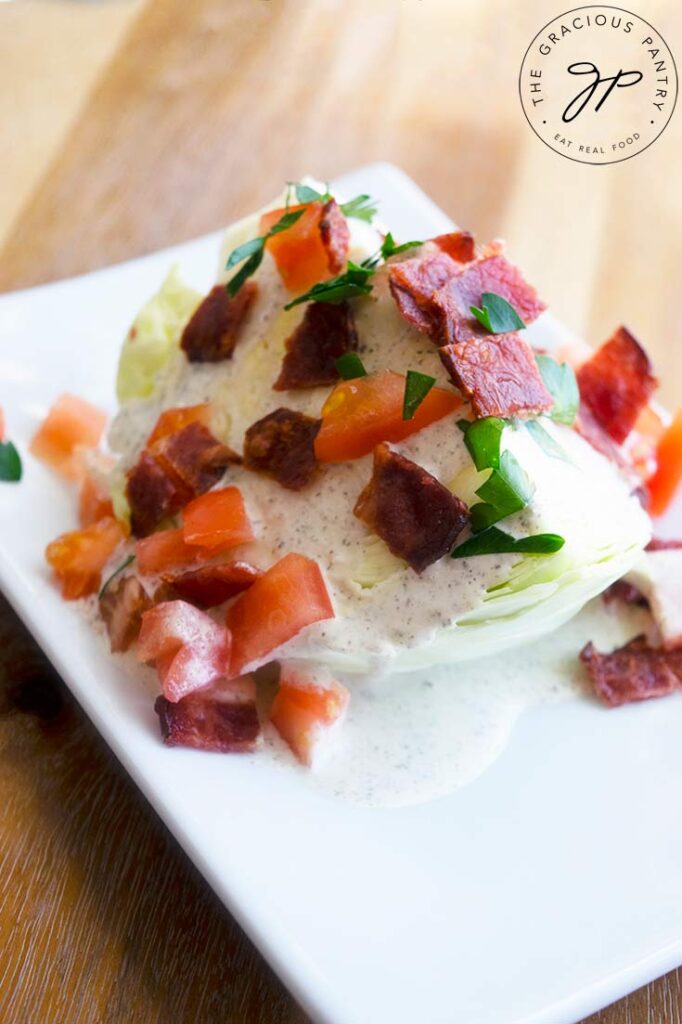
[103,204,656,806]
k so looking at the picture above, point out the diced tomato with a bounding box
[145,404,212,447]
[182,487,255,552]
[314,370,462,462]
[137,600,231,702]
[647,408,682,516]
[228,553,334,673]
[78,471,115,527]
[136,527,200,576]
[45,516,125,599]
[259,203,331,293]
[30,394,107,480]
[270,663,349,766]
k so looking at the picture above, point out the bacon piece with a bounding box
[388,251,460,333]
[180,282,257,363]
[577,326,658,444]
[319,199,351,274]
[99,575,152,653]
[154,676,260,753]
[354,443,469,573]
[126,451,191,537]
[243,408,320,490]
[432,254,546,345]
[161,561,262,608]
[580,636,682,707]
[152,421,238,496]
[602,579,647,607]
[439,332,553,419]
[273,302,358,390]
[433,231,475,263]
[647,537,682,551]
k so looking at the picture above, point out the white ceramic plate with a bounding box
[1,163,681,1024]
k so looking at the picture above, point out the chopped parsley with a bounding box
[402,371,436,421]
[335,352,367,380]
[225,207,306,297]
[457,416,534,531]
[452,526,565,559]
[535,354,579,425]
[525,419,570,462]
[284,261,375,309]
[470,292,526,334]
[380,232,422,261]
[0,441,22,482]
[99,554,135,599]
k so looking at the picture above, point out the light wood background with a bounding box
[1,2,681,1022]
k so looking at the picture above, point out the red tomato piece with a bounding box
[30,394,107,480]
[647,408,682,517]
[145,404,212,447]
[228,553,334,674]
[137,600,231,702]
[259,203,331,293]
[270,664,349,766]
[182,487,255,553]
[135,527,200,576]
[78,471,115,527]
[45,517,125,600]
[314,370,462,463]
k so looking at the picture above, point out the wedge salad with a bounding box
[25,179,682,770]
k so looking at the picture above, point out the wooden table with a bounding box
[1,2,680,1021]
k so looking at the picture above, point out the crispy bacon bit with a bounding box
[433,231,476,263]
[180,282,257,363]
[152,421,238,495]
[273,301,358,390]
[646,537,682,551]
[99,575,152,653]
[161,561,262,608]
[602,579,647,607]
[580,636,682,707]
[354,443,470,573]
[154,676,261,752]
[577,326,658,444]
[126,451,191,537]
[243,408,321,490]
[439,333,553,419]
[388,251,460,333]
[432,253,547,345]
[319,199,351,274]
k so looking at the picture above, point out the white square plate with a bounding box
[1,163,681,1024]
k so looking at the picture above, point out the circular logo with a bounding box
[519,6,677,164]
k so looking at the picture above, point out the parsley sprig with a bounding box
[402,371,436,421]
[452,526,565,559]
[470,292,526,334]
[335,353,367,380]
[535,354,579,425]
[225,208,307,297]
[0,441,22,483]
[286,183,378,223]
[99,554,136,599]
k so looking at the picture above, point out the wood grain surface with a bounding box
[1,1,681,1021]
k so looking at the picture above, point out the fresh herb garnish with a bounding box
[458,417,534,532]
[335,352,367,380]
[340,194,378,222]
[0,441,22,482]
[291,182,328,204]
[525,419,570,462]
[470,292,526,334]
[284,260,375,309]
[380,232,422,261]
[225,207,307,297]
[451,526,565,559]
[535,355,579,425]
[99,554,136,599]
[402,371,436,421]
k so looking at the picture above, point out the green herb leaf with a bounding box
[402,371,436,421]
[284,260,374,309]
[471,451,534,531]
[335,352,367,380]
[0,441,22,482]
[460,416,506,471]
[292,182,329,204]
[535,355,579,425]
[525,419,571,462]
[99,554,136,599]
[225,207,306,297]
[380,232,423,261]
[470,292,526,334]
[451,526,565,559]
[340,194,378,222]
